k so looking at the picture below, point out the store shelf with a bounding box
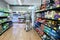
[0,21,12,24]
[34,22,59,39]
[44,18,60,21]
[44,31,51,38]
[0,25,12,36]
[44,31,58,40]
[34,21,56,31]
[35,7,60,13]
[0,11,9,13]
[38,22,57,31]
[0,16,7,18]
[18,18,25,19]
[44,24,57,31]
[4,11,10,13]
[34,26,52,39]
[0,21,12,35]
[0,8,12,36]
[38,17,60,21]
[35,0,60,39]
[0,26,9,34]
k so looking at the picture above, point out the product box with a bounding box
[54,0,60,7]
[45,12,48,18]
[54,11,60,20]
[40,4,46,10]
[58,12,60,20]
[40,24,44,31]
[39,29,44,35]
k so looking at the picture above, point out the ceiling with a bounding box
[4,0,41,5]
[4,0,41,12]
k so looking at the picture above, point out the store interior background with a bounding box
[0,0,60,40]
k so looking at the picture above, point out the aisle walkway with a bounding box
[0,23,41,40]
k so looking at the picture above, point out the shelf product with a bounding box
[0,20,3,23]
[42,34,51,40]
[36,28,44,35]
[54,0,60,7]
[54,11,60,20]
[0,18,7,24]
[34,22,42,29]
[2,23,9,30]
[40,4,46,10]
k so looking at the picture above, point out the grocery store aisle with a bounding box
[0,23,41,40]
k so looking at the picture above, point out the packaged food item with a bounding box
[54,11,60,19]
[54,0,60,7]
[0,20,3,23]
[39,29,44,35]
[40,24,44,31]
[46,0,50,9]
[40,4,46,10]
[50,0,55,9]
[54,27,57,30]
[41,12,45,18]
[45,11,49,18]
[2,23,9,30]
[37,18,42,22]
[58,12,60,20]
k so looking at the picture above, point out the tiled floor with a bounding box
[0,23,41,40]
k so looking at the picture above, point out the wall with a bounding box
[0,0,8,8]
[10,6,32,12]
[10,6,28,11]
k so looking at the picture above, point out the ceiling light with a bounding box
[18,0,22,5]
[28,6,37,9]
[28,6,34,9]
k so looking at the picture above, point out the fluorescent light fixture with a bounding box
[28,6,34,9]
[28,6,37,9]
[18,0,22,5]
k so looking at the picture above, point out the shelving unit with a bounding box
[36,17,60,21]
[0,20,11,24]
[35,7,60,13]
[34,0,60,40]
[0,8,13,35]
[0,25,10,35]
